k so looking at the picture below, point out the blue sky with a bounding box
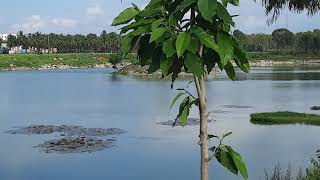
[0,0,319,34]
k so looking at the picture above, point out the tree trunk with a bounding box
[195,75,209,180]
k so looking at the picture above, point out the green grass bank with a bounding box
[0,53,137,71]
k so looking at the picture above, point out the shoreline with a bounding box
[250,59,320,66]
[0,62,114,72]
[1,59,320,73]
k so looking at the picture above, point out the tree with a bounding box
[100,30,108,53]
[7,34,17,48]
[233,30,247,49]
[113,1,249,180]
[272,28,294,53]
[260,0,320,23]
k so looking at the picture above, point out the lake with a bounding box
[0,66,320,180]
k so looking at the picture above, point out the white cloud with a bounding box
[52,18,78,28]
[13,15,46,32]
[13,15,78,33]
[86,0,104,17]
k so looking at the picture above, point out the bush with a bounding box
[109,53,122,65]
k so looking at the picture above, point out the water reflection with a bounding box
[0,67,319,180]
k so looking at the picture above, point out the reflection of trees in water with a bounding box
[110,74,122,81]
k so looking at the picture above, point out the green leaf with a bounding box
[223,132,233,138]
[218,33,234,66]
[173,0,196,13]
[178,97,190,126]
[191,27,218,52]
[208,134,218,140]
[150,27,166,43]
[130,26,150,36]
[229,0,239,6]
[121,35,134,56]
[197,0,217,22]
[217,3,234,26]
[148,50,162,74]
[151,19,164,30]
[176,32,191,57]
[187,38,199,54]
[233,38,250,73]
[224,61,236,80]
[226,146,248,180]
[137,35,156,65]
[169,93,185,112]
[163,39,176,58]
[112,7,139,26]
[185,52,204,77]
[215,146,238,175]
[160,56,173,76]
[121,19,155,34]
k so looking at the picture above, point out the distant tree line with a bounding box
[234,29,320,55]
[5,30,122,53]
[3,28,320,55]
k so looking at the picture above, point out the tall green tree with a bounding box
[113,1,250,180]
[272,28,294,53]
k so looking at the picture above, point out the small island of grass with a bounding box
[311,106,320,111]
[250,111,320,125]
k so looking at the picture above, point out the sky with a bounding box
[0,0,319,35]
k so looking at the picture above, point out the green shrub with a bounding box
[109,53,122,65]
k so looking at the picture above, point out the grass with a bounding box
[247,52,320,62]
[250,111,320,125]
[311,106,320,111]
[0,53,137,70]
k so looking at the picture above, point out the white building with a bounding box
[0,33,17,42]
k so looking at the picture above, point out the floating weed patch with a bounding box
[7,125,127,154]
[250,111,320,125]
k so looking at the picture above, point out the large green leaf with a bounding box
[218,33,234,66]
[148,49,162,73]
[215,146,238,175]
[151,19,164,30]
[233,38,250,73]
[191,27,218,52]
[121,19,155,34]
[217,3,234,26]
[176,32,191,57]
[185,52,204,77]
[163,39,176,58]
[173,0,196,13]
[121,35,134,56]
[130,26,151,36]
[178,97,190,126]
[137,35,156,65]
[150,27,166,43]
[197,0,217,22]
[112,7,139,26]
[187,38,199,53]
[160,56,173,76]
[224,61,236,80]
[226,146,248,180]
[169,92,185,111]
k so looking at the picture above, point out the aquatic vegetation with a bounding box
[251,112,320,125]
[311,106,320,111]
[7,125,127,154]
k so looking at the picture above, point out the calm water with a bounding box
[0,66,320,180]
